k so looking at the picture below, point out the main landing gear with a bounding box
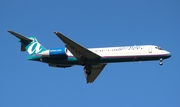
[159,58,163,66]
[84,66,91,75]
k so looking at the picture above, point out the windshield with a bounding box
[155,46,163,50]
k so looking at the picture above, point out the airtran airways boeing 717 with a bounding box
[8,31,171,83]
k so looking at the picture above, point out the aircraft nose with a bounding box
[165,51,171,58]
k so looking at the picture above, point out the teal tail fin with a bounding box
[8,31,46,55]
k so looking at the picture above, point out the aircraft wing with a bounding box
[54,32,105,83]
[85,64,106,83]
[54,32,102,62]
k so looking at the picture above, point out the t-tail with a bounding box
[8,31,46,55]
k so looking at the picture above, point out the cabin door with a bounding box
[148,47,152,53]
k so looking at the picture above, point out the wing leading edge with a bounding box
[54,32,101,61]
[54,32,106,83]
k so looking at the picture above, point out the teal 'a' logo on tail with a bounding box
[24,37,46,55]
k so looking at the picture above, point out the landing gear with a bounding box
[159,58,163,66]
[84,66,91,75]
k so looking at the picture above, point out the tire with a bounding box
[86,69,91,75]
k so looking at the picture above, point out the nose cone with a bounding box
[165,51,171,58]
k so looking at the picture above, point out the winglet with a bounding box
[8,30,33,42]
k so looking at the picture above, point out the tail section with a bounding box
[8,31,46,55]
[23,37,46,55]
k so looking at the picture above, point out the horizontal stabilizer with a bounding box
[8,30,46,54]
[8,30,33,42]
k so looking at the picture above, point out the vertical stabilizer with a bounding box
[23,37,46,55]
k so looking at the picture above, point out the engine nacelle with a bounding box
[40,48,67,57]
[49,48,67,57]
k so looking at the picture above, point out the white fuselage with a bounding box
[66,45,170,58]
[38,45,171,66]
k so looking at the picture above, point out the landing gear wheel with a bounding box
[159,58,163,66]
[84,66,92,75]
[86,69,91,75]
[159,61,163,66]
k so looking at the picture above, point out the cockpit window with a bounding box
[155,46,163,50]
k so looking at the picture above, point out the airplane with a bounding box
[8,31,171,84]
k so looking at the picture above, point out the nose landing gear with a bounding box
[159,58,163,66]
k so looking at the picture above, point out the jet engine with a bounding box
[40,48,67,57]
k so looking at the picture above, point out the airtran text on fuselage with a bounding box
[119,46,141,50]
